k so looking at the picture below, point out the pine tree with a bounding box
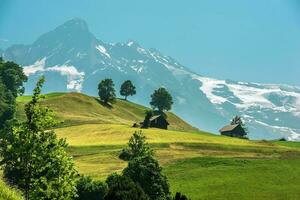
[0,77,77,200]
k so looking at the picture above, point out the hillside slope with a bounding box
[16,92,198,132]
[15,92,300,200]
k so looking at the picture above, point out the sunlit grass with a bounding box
[17,92,198,131]
[0,179,23,200]
[16,92,300,199]
[56,124,266,147]
[165,157,300,200]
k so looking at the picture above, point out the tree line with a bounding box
[0,59,189,199]
[98,78,173,113]
[98,78,136,104]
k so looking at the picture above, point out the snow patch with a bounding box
[130,66,143,73]
[227,84,275,109]
[193,76,227,104]
[127,41,134,46]
[23,58,85,92]
[96,45,111,58]
[254,120,300,141]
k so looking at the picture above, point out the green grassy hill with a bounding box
[16,93,300,200]
[0,179,23,200]
[17,92,198,132]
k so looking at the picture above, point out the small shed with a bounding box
[149,115,169,129]
[219,124,246,138]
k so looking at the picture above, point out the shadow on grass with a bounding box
[95,98,113,109]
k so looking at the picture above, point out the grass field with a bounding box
[166,157,300,200]
[16,92,300,199]
[0,179,23,200]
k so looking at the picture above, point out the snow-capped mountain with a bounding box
[2,18,300,140]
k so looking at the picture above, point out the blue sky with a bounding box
[1,0,300,86]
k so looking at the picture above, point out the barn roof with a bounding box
[149,115,169,124]
[219,124,239,132]
[150,115,161,121]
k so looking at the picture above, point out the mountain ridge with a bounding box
[2,18,300,140]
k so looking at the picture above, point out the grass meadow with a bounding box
[13,92,300,199]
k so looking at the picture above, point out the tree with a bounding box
[120,80,136,100]
[98,78,116,104]
[105,173,149,200]
[231,115,248,135]
[0,60,27,98]
[0,59,27,131]
[122,132,171,200]
[150,88,173,112]
[141,110,153,129]
[76,175,108,200]
[0,77,77,200]
[123,155,171,200]
[119,131,153,161]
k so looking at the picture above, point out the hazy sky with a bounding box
[1,0,300,86]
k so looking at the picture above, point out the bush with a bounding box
[105,173,149,200]
[119,148,133,161]
[279,137,287,141]
[76,175,108,200]
[173,192,190,200]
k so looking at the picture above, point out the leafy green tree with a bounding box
[141,110,153,129]
[105,173,149,200]
[98,78,116,104]
[231,115,248,135]
[120,80,136,100]
[0,77,77,200]
[0,59,27,131]
[119,131,153,161]
[0,60,27,97]
[150,88,173,112]
[76,175,108,200]
[123,155,171,200]
[122,132,171,200]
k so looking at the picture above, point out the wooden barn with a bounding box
[149,115,169,129]
[219,124,246,138]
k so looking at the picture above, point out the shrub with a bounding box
[105,173,149,200]
[76,175,108,200]
[173,192,190,200]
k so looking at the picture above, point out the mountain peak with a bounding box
[126,40,140,48]
[57,18,89,32]
[30,17,96,52]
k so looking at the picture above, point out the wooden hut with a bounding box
[149,115,169,129]
[219,124,246,138]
